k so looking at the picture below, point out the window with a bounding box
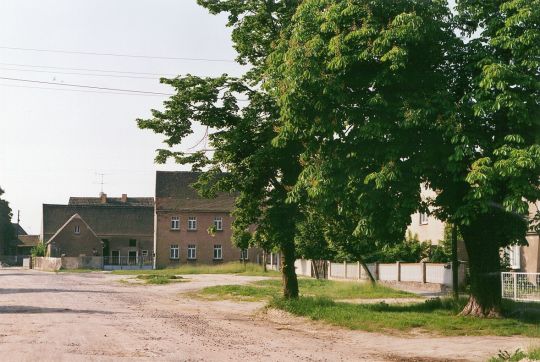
[419,213,429,225]
[240,249,248,260]
[141,250,149,257]
[188,216,197,230]
[187,244,197,260]
[214,216,223,231]
[170,245,179,259]
[74,225,80,234]
[129,239,137,247]
[171,216,180,230]
[213,244,223,260]
[508,245,521,269]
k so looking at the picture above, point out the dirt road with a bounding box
[0,269,535,361]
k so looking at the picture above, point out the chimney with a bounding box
[121,194,128,203]
[100,192,107,204]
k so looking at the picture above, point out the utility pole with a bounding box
[452,223,459,300]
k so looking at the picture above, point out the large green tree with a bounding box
[138,1,303,298]
[0,187,14,255]
[268,0,539,317]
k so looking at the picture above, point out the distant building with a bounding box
[42,194,154,264]
[154,171,261,268]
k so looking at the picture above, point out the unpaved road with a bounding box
[0,269,536,361]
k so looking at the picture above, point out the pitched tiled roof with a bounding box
[12,223,27,236]
[42,203,153,241]
[69,197,154,207]
[17,235,40,247]
[155,171,235,212]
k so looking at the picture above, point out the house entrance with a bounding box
[111,250,120,265]
[128,251,137,265]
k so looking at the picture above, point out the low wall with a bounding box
[33,257,62,271]
[61,256,102,270]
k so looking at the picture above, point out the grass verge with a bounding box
[197,278,415,301]
[269,296,540,337]
[111,262,280,277]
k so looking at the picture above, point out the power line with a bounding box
[0,45,236,63]
[0,62,177,77]
[0,66,161,80]
[0,83,168,97]
[0,76,173,95]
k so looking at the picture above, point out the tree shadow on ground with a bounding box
[0,288,117,294]
[0,306,114,314]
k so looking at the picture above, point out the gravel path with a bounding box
[0,268,535,361]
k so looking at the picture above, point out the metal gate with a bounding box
[502,272,540,302]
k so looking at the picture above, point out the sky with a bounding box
[0,0,245,234]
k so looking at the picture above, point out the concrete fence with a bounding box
[328,260,466,288]
[272,258,466,289]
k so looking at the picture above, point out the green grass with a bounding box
[489,346,540,361]
[111,262,280,277]
[197,278,415,301]
[269,296,540,337]
[135,274,186,285]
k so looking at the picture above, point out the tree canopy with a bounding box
[0,187,14,255]
[267,0,539,316]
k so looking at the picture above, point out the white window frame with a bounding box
[508,245,521,269]
[171,216,180,230]
[170,245,179,259]
[419,213,429,225]
[214,216,223,231]
[187,244,197,260]
[187,216,197,230]
[240,249,248,260]
[213,244,223,260]
[74,225,80,234]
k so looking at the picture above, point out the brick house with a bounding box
[42,194,154,263]
[154,171,261,268]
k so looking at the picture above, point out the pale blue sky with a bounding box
[0,0,245,233]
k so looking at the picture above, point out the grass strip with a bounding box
[269,296,540,337]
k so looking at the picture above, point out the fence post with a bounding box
[329,261,332,278]
[422,262,427,283]
[397,262,401,282]
[513,273,518,300]
[357,261,361,280]
[375,262,379,280]
[344,261,347,279]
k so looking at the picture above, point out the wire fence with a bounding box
[502,272,540,302]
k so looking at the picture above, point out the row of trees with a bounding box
[138,0,540,317]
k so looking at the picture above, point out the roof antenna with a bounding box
[94,172,108,194]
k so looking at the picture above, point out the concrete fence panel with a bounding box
[294,259,312,277]
[400,263,423,282]
[378,263,398,281]
[329,262,345,279]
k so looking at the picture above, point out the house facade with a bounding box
[154,171,260,268]
[407,188,540,273]
[42,194,154,263]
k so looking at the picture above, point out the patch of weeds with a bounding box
[136,274,185,285]
[489,346,540,362]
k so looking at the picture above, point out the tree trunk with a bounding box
[359,258,376,285]
[459,218,502,318]
[281,241,299,299]
[263,251,267,272]
[312,259,320,279]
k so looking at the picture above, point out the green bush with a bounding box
[31,243,46,257]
